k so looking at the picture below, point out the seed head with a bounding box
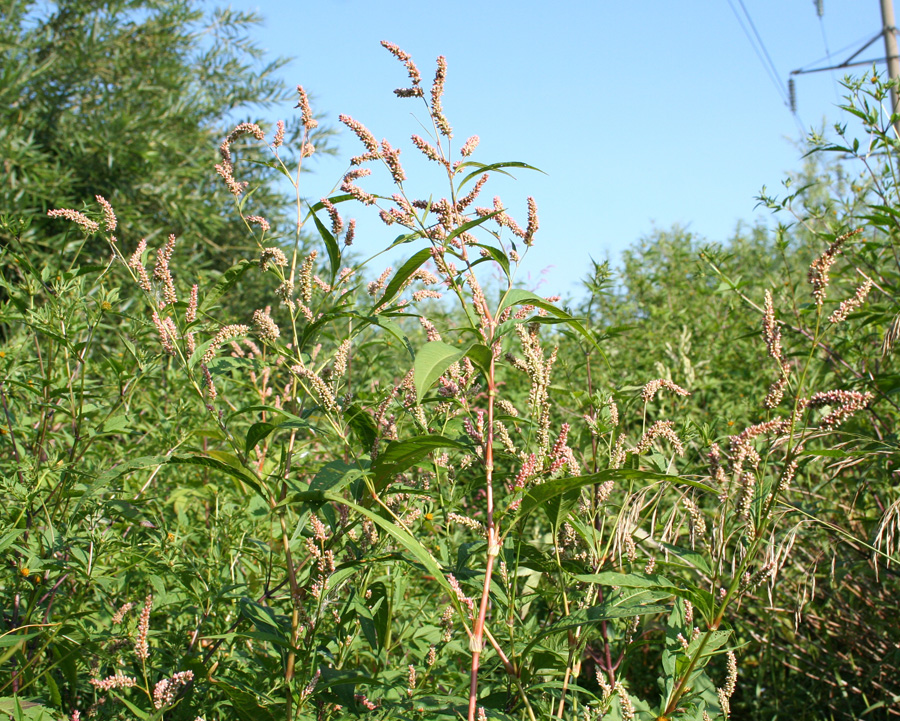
[295,86,318,129]
[272,119,285,148]
[94,196,117,232]
[135,594,152,660]
[252,309,280,343]
[247,215,270,233]
[339,114,378,154]
[828,276,873,323]
[642,378,690,403]
[430,56,452,137]
[460,135,480,157]
[47,208,99,234]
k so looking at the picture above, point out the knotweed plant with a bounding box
[24,46,893,721]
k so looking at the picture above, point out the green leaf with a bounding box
[471,243,510,278]
[543,488,581,530]
[443,211,502,247]
[200,259,254,313]
[110,692,150,720]
[326,493,452,596]
[372,435,470,490]
[73,455,170,514]
[244,419,309,456]
[414,340,472,402]
[457,160,545,189]
[310,203,341,282]
[239,597,291,644]
[466,343,494,378]
[514,469,673,521]
[372,248,433,310]
[291,460,366,503]
[496,288,607,362]
[658,542,712,576]
[521,588,670,659]
[0,530,26,555]
[574,571,678,590]
[168,453,265,499]
[344,403,377,450]
[368,581,391,651]
[0,630,44,649]
[365,315,415,359]
[244,422,277,456]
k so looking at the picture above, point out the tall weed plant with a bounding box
[1,45,897,721]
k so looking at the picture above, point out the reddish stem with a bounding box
[468,355,498,721]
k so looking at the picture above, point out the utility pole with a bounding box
[881,0,900,133]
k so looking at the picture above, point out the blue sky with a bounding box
[226,0,885,297]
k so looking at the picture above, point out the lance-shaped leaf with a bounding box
[496,288,607,363]
[413,340,473,402]
[521,587,670,659]
[200,259,254,313]
[456,160,545,189]
[325,492,451,596]
[513,468,676,522]
[309,202,342,282]
[372,434,470,489]
[371,247,433,311]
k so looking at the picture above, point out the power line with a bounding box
[736,0,793,101]
[724,0,806,134]
[815,1,843,104]
[725,0,788,104]
[796,30,885,71]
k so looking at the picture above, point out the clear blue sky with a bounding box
[226,0,886,297]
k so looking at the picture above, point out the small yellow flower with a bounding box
[20,567,29,577]
[101,301,112,311]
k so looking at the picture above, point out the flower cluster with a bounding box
[215,122,264,196]
[153,670,194,709]
[47,208,99,234]
[808,228,862,305]
[641,378,690,403]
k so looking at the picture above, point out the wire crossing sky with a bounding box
[230,1,885,296]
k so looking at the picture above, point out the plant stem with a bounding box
[468,355,497,721]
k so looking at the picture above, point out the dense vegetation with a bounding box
[1,3,898,720]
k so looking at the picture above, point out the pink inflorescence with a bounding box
[153,670,194,709]
[247,215,270,233]
[808,229,863,305]
[381,41,423,97]
[135,594,152,660]
[460,135,479,157]
[47,208,99,234]
[90,673,137,691]
[802,389,874,428]
[828,276,873,324]
[641,379,690,403]
[631,420,685,456]
[430,55,452,137]
[95,195,117,232]
[339,115,378,154]
[295,86,318,130]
